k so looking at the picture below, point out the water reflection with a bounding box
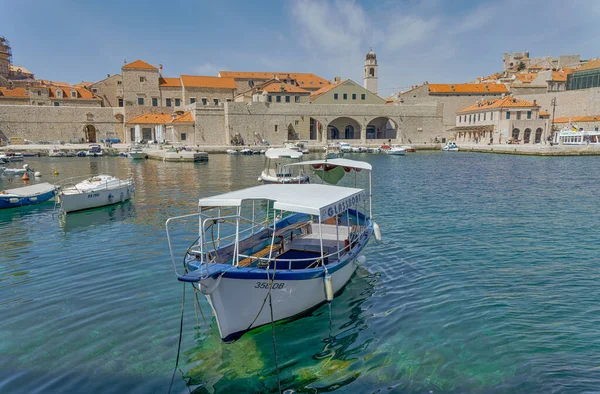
[58,201,136,232]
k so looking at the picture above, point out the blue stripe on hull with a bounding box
[0,190,56,209]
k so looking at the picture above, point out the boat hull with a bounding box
[387,150,405,156]
[59,184,133,213]
[127,152,147,159]
[0,189,56,209]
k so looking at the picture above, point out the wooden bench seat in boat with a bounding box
[238,243,282,267]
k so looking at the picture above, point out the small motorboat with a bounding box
[240,148,254,155]
[48,146,66,157]
[226,149,239,155]
[2,164,35,176]
[86,145,103,157]
[76,151,88,157]
[386,145,406,156]
[58,175,134,213]
[442,141,459,152]
[127,146,147,159]
[401,145,416,152]
[166,162,379,341]
[0,152,24,162]
[258,148,307,184]
[325,142,343,159]
[0,182,59,209]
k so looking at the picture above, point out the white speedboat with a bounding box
[442,141,459,151]
[386,145,406,155]
[0,152,24,162]
[240,148,254,155]
[258,148,307,184]
[86,145,103,157]
[2,164,34,176]
[166,162,379,341]
[58,175,134,213]
[226,149,239,155]
[325,143,343,159]
[127,146,147,159]
[339,142,352,153]
[48,147,66,157]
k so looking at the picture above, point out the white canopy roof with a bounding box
[283,158,372,171]
[264,148,303,159]
[198,184,366,220]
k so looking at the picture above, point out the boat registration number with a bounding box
[87,193,100,198]
[255,282,285,290]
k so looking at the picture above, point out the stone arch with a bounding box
[369,67,375,77]
[327,117,361,140]
[114,114,124,123]
[523,128,532,143]
[535,128,543,143]
[512,128,520,141]
[84,125,97,143]
[287,124,298,140]
[366,117,398,140]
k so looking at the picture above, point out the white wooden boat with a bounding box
[0,182,58,209]
[166,161,380,342]
[86,145,103,157]
[127,146,147,159]
[386,145,406,155]
[442,141,459,151]
[58,175,134,213]
[48,146,66,157]
[2,164,34,176]
[258,148,307,184]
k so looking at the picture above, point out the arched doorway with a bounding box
[535,128,543,143]
[512,128,520,141]
[366,117,398,140]
[287,124,298,140]
[327,117,361,140]
[84,125,97,143]
[524,128,531,143]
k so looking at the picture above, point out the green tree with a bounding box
[517,61,526,71]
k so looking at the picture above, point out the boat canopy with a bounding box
[1,183,56,197]
[283,158,372,172]
[264,148,303,159]
[198,184,366,221]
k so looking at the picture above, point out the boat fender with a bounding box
[373,222,382,243]
[356,255,366,265]
[108,193,114,203]
[34,172,42,178]
[324,273,333,302]
[9,198,19,204]
[120,191,124,201]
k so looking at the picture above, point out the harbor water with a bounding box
[1,153,600,393]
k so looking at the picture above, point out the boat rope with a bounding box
[167,282,186,394]
[192,284,209,329]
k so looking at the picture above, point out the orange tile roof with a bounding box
[9,65,33,75]
[122,60,157,70]
[428,83,508,94]
[554,115,600,123]
[159,77,181,87]
[0,87,29,98]
[127,113,173,124]
[550,71,567,82]
[513,73,538,83]
[539,110,550,116]
[169,112,194,123]
[219,71,331,87]
[74,81,95,88]
[575,59,600,72]
[261,82,309,94]
[458,96,539,113]
[309,80,346,100]
[181,75,236,89]
[47,85,97,100]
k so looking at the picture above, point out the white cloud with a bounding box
[194,63,220,76]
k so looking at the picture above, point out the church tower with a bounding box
[363,49,378,94]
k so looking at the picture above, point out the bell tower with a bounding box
[363,48,378,94]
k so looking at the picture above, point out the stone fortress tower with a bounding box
[363,48,378,94]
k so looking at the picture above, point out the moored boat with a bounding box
[401,145,415,152]
[324,142,343,159]
[0,182,58,209]
[166,173,379,341]
[86,145,103,157]
[386,145,406,155]
[1,164,35,176]
[0,152,24,162]
[48,146,66,157]
[442,141,459,151]
[258,148,307,184]
[226,149,239,155]
[58,175,134,213]
[127,146,147,159]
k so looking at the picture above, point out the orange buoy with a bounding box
[22,172,29,181]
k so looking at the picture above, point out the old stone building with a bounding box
[90,74,123,107]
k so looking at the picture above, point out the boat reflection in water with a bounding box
[59,200,136,232]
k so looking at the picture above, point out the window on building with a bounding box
[117,80,122,85]
[118,98,124,107]
[37,90,41,96]
[527,111,532,119]
[138,97,144,105]
[295,96,300,103]
[334,93,338,100]
[226,98,231,102]
[483,113,486,121]
[276,96,281,102]
[201,98,207,105]
[268,95,272,102]
[166,98,172,107]
[295,120,299,126]
[54,102,60,106]
[190,97,196,104]
[343,93,347,100]
[478,113,480,121]
[71,91,77,98]
[506,111,510,119]
[517,111,521,120]
[91,88,97,93]
[139,76,145,82]
[490,112,493,120]
[248,80,254,87]
[175,98,181,106]
[214,99,219,106]
[469,115,471,123]
[285,96,290,103]
[152,98,158,107]
[352,93,356,100]
[361,94,366,100]
[56,90,62,98]
[275,125,278,132]
[181,133,186,141]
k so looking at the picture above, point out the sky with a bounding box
[2,0,600,96]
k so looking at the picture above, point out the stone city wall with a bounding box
[514,87,600,118]
[0,105,124,142]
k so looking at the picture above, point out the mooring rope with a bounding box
[167,282,186,394]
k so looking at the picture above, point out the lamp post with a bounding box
[550,97,557,143]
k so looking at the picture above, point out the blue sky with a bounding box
[2,0,600,96]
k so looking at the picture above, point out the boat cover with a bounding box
[1,182,56,197]
[198,184,366,221]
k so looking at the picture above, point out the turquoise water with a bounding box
[1,153,600,393]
